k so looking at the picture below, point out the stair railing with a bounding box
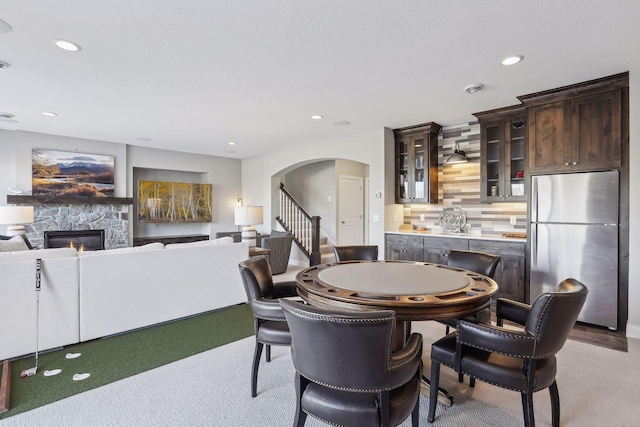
[277,183,321,265]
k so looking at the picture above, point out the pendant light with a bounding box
[445,142,468,164]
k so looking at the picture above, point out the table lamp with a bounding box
[234,206,263,247]
[0,206,35,236]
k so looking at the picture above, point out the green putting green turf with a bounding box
[0,304,254,419]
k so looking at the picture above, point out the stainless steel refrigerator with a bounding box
[530,170,619,329]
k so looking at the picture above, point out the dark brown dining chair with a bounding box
[238,256,299,397]
[443,250,501,334]
[333,245,379,262]
[428,278,588,427]
[280,299,423,427]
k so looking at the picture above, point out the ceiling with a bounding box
[1,1,639,159]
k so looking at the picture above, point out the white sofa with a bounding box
[0,238,249,361]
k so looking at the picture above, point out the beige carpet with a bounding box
[1,320,638,426]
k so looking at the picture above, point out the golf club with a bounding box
[21,258,41,378]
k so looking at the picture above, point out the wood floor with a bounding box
[568,321,628,352]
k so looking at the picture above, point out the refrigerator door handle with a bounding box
[531,177,538,222]
[531,224,537,266]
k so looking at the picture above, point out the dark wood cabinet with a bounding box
[422,236,469,264]
[468,240,526,302]
[385,234,424,261]
[133,234,209,246]
[474,106,527,202]
[394,122,441,204]
[385,234,527,303]
[520,73,626,174]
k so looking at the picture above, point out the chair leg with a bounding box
[458,372,464,382]
[521,392,535,427]
[293,373,308,427]
[549,381,560,427]
[427,360,440,423]
[378,391,391,427]
[251,341,264,397]
[266,344,271,362]
[411,390,420,427]
[469,376,475,388]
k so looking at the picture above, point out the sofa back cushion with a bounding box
[0,247,77,263]
[77,242,164,257]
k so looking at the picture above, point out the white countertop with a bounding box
[385,230,527,243]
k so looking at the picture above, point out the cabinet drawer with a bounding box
[423,236,468,251]
[469,240,525,257]
[386,234,423,248]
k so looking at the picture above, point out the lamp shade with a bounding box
[0,206,34,236]
[234,206,263,226]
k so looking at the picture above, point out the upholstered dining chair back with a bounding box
[525,278,588,357]
[239,256,277,304]
[282,300,396,390]
[333,245,379,262]
[281,299,423,427]
[447,250,500,278]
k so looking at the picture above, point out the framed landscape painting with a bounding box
[137,180,212,223]
[32,149,115,197]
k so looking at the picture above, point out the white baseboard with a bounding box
[626,323,640,339]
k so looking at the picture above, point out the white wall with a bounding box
[627,68,639,338]
[284,160,336,239]
[241,128,388,253]
[127,145,241,239]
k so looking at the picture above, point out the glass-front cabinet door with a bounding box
[394,123,441,204]
[475,106,528,203]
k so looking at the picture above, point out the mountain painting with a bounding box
[32,149,115,197]
[137,180,212,223]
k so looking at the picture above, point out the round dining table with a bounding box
[295,259,499,406]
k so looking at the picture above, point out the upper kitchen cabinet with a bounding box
[473,105,527,203]
[519,73,627,174]
[394,122,441,204]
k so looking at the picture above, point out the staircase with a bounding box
[319,234,336,264]
[276,183,322,265]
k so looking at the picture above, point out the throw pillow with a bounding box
[269,230,290,238]
[0,235,31,252]
[0,234,33,249]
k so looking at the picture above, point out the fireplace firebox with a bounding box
[44,230,105,251]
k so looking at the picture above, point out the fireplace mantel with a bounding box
[7,195,134,205]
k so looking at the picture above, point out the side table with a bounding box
[249,247,271,263]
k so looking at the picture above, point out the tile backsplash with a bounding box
[403,121,527,235]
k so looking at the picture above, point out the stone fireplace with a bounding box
[25,204,129,250]
[44,229,105,251]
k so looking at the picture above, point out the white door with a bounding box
[338,175,364,245]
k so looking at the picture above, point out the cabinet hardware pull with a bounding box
[564,162,570,166]
[572,162,578,165]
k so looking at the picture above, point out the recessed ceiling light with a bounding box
[501,55,524,66]
[228,141,236,145]
[42,111,57,117]
[464,84,483,94]
[333,121,351,126]
[0,112,18,123]
[311,115,323,120]
[135,137,151,142]
[53,39,82,52]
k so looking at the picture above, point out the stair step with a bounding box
[320,244,334,255]
[321,252,336,264]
